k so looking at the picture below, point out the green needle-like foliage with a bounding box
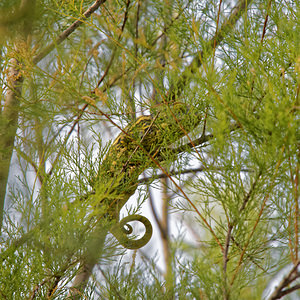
[0,0,299,299]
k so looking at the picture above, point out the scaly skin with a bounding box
[95,102,200,249]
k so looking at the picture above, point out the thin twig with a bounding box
[223,223,233,300]
[239,170,262,212]
[135,0,141,57]
[230,235,267,272]
[32,0,107,64]
[139,167,253,184]
[261,0,272,44]
[212,0,223,70]
[79,55,93,92]
[150,0,192,47]
[168,0,253,102]
[94,0,131,90]
[268,261,300,300]
[273,284,300,299]
[231,145,286,285]
[94,48,117,90]
[248,0,272,97]
[170,133,214,155]
[48,104,88,177]
[98,267,125,300]
[141,143,225,252]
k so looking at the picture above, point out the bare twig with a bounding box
[223,223,233,300]
[268,261,300,300]
[171,133,214,155]
[135,0,141,57]
[139,166,253,184]
[273,284,300,299]
[261,0,272,44]
[248,0,272,98]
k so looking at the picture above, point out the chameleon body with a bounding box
[95,102,200,249]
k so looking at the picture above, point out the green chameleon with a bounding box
[94,102,200,249]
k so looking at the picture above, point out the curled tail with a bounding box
[110,214,153,250]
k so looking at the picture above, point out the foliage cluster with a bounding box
[0,0,299,299]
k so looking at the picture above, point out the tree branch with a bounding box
[0,57,24,231]
[168,0,253,101]
[32,0,107,64]
[223,223,233,300]
[268,261,300,300]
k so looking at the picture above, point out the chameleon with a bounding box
[94,101,201,249]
